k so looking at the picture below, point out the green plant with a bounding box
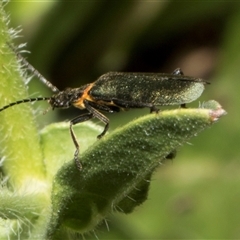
[0,3,226,239]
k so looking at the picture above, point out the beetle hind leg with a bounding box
[180,103,187,108]
[150,105,159,113]
[172,68,184,75]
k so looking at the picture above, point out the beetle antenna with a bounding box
[0,97,51,112]
[8,44,59,93]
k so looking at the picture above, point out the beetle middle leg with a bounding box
[84,100,110,139]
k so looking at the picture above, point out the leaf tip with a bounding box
[201,100,227,122]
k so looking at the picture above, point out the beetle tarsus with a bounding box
[97,122,109,139]
[172,68,184,75]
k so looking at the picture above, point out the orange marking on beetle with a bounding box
[73,83,94,109]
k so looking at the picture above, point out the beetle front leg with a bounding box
[70,112,94,170]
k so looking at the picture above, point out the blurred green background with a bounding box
[5,1,240,239]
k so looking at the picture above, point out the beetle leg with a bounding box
[70,112,94,170]
[84,100,110,139]
[111,98,159,114]
[172,68,184,75]
[180,103,187,108]
[166,149,177,160]
[150,105,159,113]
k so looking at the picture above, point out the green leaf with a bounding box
[44,101,226,238]
[0,3,227,239]
[0,3,46,191]
[0,3,50,239]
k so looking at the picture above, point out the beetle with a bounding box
[0,48,209,170]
